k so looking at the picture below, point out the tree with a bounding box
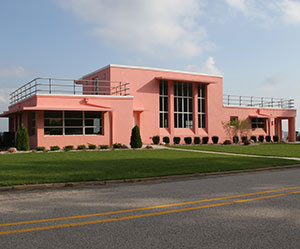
[222,119,251,141]
[130,125,142,148]
[16,123,30,151]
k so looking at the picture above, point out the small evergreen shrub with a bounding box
[15,124,30,151]
[202,136,209,144]
[50,145,60,151]
[130,125,142,148]
[265,135,271,142]
[35,146,45,152]
[77,144,86,150]
[250,136,257,142]
[243,139,251,146]
[100,145,109,149]
[152,136,160,145]
[194,137,201,144]
[88,144,96,150]
[223,140,232,145]
[184,137,192,144]
[233,136,239,144]
[121,144,129,149]
[64,145,74,151]
[163,136,170,144]
[113,143,122,149]
[212,136,219,144]
[241,136,248,143]
[273,135,279,142]
[173,137,181,144]
[258,135,264,143]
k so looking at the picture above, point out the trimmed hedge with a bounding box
[223,140,232,145]
[64,145,74,151]
[250,136,257,142]
[265,135,271,142]
[152,136,160,145]
[50,145,60,151]
[163,136,170,144]
[202,136,209,144]
[241,136,248,143]
[130,125,142,148]
[212,136,219,144]
[233,136,239,144]
[173,137,181,144]
[88,144,97,150]
[184,137,192,145]
[258,135,264,143]
[113,143,122,149]
[194,137,201,144]
[35,146,45,152]
[77,144,86,150]
[100,145,109,149]
[273,135,279,142]
[16,124,30,151]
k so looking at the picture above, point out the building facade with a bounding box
[0,64,296,149]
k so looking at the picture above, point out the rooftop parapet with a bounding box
[9,78,130,105]
[223,94,294,109]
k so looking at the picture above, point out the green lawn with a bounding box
[172,143,300,158]
[0,149,297,186]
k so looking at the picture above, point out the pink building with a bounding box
[0,64,296,149]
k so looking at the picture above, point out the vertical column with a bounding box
[269,118,275,138]
[278,118,283,142]
[193,83,198,135]
[288,117,296,142]
[168,81,174,136]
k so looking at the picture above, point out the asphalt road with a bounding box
[1,168,300,249]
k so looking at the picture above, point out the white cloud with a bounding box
[0,66,31,79]
[184,56,222,76]
[56,0,215,58]
[224,0,248,14]
[277,0,300,24]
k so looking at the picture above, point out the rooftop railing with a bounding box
[223,94,294,109]
[9,78,130,105]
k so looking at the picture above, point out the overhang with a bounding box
[155,76,217,84]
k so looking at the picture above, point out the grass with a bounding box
[0,149,297,186]
[172,143,300,158]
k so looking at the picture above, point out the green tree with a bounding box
[130,125,142,148]
[222,119,251,140]
[16,123,30,151]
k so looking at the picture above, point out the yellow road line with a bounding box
[0,186,299,228]
[1,189,300,236]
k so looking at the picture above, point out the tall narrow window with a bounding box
[198,84,206,128]
[31,111,36,136]
[174,82,193,128]
[94,77,99,95]
[159,80,169,128]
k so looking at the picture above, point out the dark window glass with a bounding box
[65,119,83,127]
[44,119,63,127]
[44,128,63,135]
[85,127,102,135]
[65,128,83,135]
[44,111,62,118]
[65,111,82,119]
[85,112,102,119]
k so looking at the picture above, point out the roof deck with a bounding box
[223,94,294,109]
[9,78,130,105]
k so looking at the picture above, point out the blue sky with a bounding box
[1,0,300,131]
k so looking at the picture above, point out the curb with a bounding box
[1,164,300,192]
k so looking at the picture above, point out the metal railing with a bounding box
[223,94,294,109]
[10,78,130,105]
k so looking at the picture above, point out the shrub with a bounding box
[265,135,271,142]
[202,136,209,144]
[64,145,74,151]
[88,144,97,150]
[184,137,192,144]
[243,139,251,146]
[173,137,181,144]
[250,136,257,142]
[258,135,264,143]
[15,124,30,151]
[35,146,45,152]
[163,136,170,144]
[273,135,279,142]
[241,136,248,143]
[121,144,129,149]
[77,144,86,150]
[100,145,109,149]
[50,145,60,151]
[113,143,122,149]
[223,140,232,145]
[152,136,160,145]
[194,137,201,144]
[130,125,142,148]
[233,136,239,144]
[212,136,219,144]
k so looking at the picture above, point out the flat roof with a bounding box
[81,64,223,79]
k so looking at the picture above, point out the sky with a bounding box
[0,0,300,131]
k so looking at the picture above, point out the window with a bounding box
[44,111,103,135]
[251,118,265,129]
[159,80,168,128]
[94,77,99,95]
[198,84,206,128]
[31,111,36,136]
[230,116,238,122]
[174,81,193,128]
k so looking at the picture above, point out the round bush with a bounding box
[273,135,279,142]
[173,137,181,144]
[223,140,232,145]
[258,135,264,143]
[163,136,170,144]
[265,135,271,142]
[233,136,239,144]
[184,137,192,144]
[194,137,201,144]
[202,137,209,144]
[241,136,248,143]
[250,136,257,142]
[243,139,251,146]
[212,136,219,144]
[152,136,160,145]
